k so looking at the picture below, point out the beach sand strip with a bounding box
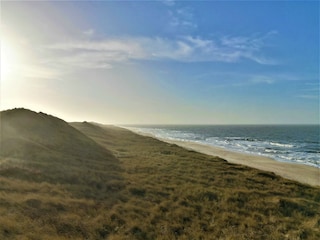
[128,129,320,187]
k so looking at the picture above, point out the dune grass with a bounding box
[72,124,320,239]
[0,118,319,239]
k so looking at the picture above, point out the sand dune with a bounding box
[1,111,319,239]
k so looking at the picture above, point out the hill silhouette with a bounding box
[0,108,122,199]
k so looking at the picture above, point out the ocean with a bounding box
[124,125,320,168]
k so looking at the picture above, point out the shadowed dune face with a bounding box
[0,108,123,199]
[0,108,115,160]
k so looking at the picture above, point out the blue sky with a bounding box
[1,0,319,124]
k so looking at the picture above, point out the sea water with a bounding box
[124,125,320,168]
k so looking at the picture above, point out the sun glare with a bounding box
[1,38,20,81]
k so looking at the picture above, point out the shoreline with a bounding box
[126,128,320,187]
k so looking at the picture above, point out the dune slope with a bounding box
[0,109,124,239]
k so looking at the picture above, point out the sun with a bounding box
[1,37,20,81]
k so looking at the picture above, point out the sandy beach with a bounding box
[129,129,320,187]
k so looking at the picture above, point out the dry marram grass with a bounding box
[0,109,319,239]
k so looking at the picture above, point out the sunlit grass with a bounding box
[0,116,319,239]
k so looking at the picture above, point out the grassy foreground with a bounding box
[1,110,320,239]
[73,124,320,240]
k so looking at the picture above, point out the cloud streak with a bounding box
[47,32,276,69]
[168,7,197,30]
[162,0,175,7]
[297,82,319,100]
[162,0,196,30]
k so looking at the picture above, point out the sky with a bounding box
[1,0,319,124]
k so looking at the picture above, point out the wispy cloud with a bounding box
[219,31,278,64]
[58,52,114,69]
[229,75,276,88]
[22,64,62,80]
[297,95,319,100]
[163,0,197,32]
[168,7,197,30]
[162,0,175,7]
[297,82,319,100]
[250,76,275,84]
[46,31,276,70]
[194,72,309,90]
[82,29,95,37]
[221,31,277,51]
